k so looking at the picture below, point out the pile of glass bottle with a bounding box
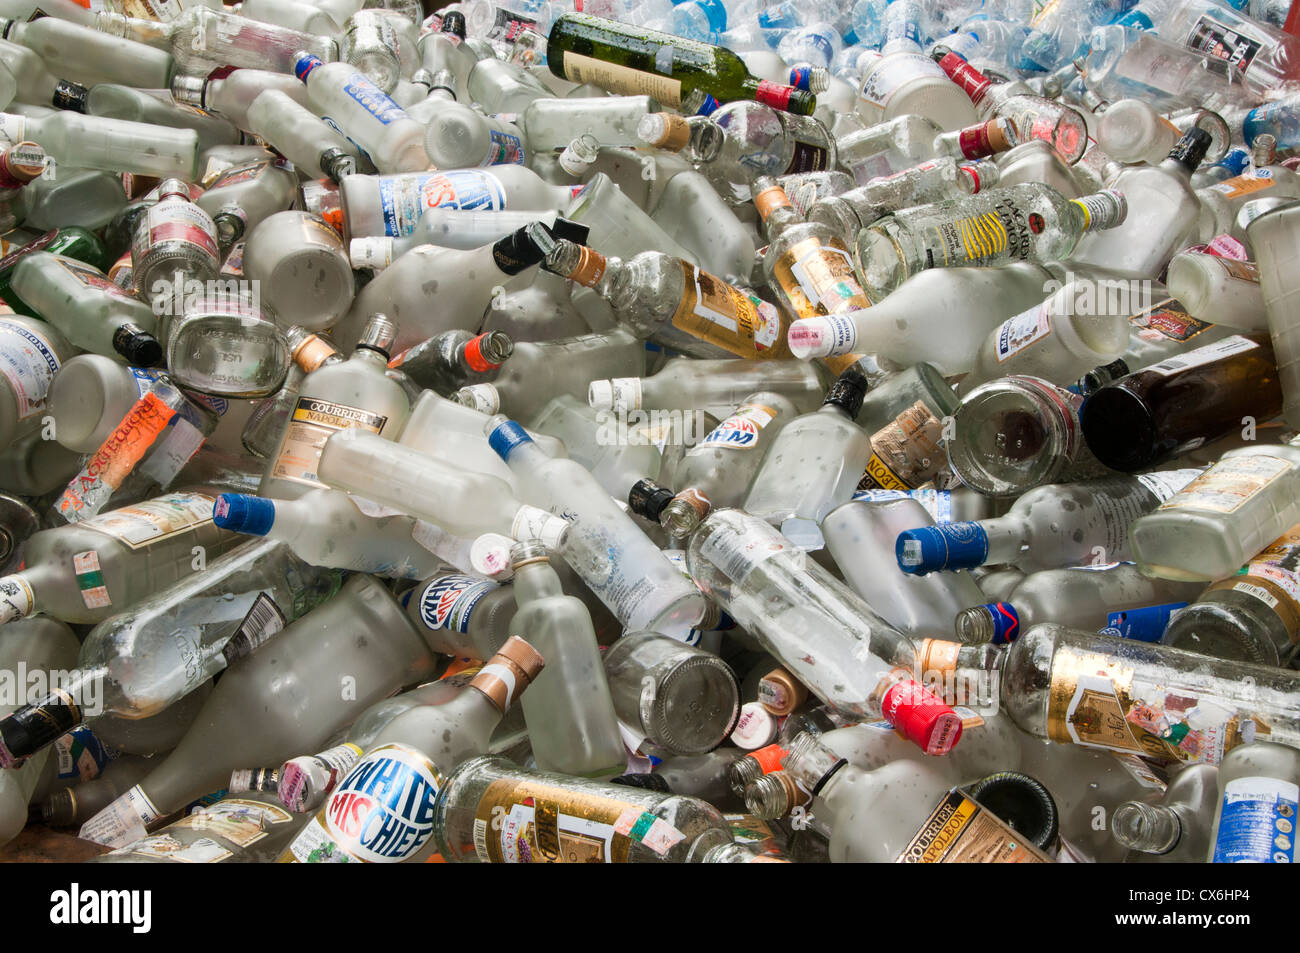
[0,0,1296,865]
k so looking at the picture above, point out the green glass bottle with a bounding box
[0,227,112,313]
[546,13,815,116]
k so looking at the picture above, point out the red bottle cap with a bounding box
[751,742,788,774]
[754,80,793,111]
[881,678,963,755]
[464,333,502,372]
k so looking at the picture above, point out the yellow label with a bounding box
[270,396,389,487]
[897,790,1054,863]
[561,52,683,108]
[671,261,790,359]
[1213,173,1277,200]
[771,237,871,318]
[857,400,944,491]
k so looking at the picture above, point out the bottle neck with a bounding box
[510,558,563,604]
[1111,800,1182,854]
[978,514,1030,565]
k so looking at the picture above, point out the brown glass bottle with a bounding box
[1080,332,1281,473]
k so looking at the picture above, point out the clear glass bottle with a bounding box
[637,102,834,206]
[260,314,411,501]
[77,572,437,845]
[130,177,218,315]
[4,13,176,89]
[0,310,75,449]
[522,94,657,152]
[854,182,1126,300]
[1112,763,1218,862]
[0,537,339,768]
[313,426,571,547]
[507,540,625,777]
[540,237,791,361]
[740,368,871,549]
[687,508,962,751]
[1162,522,1300,667]
[422,99,525,169]
[957,561,1207,646]
[603,630,739,756]
[487,418,706,633]
[823,496,985,640]
[193,157,298,249]
[922,624,1300,766]
[340,9,402,93]
[170,67,309,130]
[239,328,342,460]
[1130,438,1300,582]
[897,470,1202,575]
[244,89,360,183]
[1069,128,1214,279]
[588,357,825,419]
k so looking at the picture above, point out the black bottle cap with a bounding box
[965,771,1059,852]
[929,44,955,63]
[548,217,589,246]
[609,773,671,792]
[822,368,869,418]
[113,324,164,367]
[51,80,89,113]
[492,224,548,275]
[440,10,467,38]
[627,478,675,522]
[1167,127,1213,172]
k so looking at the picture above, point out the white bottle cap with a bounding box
[607,378,642,412]
[588,379,614,410]
[730,701,778,750]
[456,383,500,414]
[350,237,394,270]
[470,533,516,580]
[787,315,841,359]
[511,504,570,551]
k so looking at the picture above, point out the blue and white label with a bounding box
[417,573,497,633]
[1100,602,1187,643]
[1212,776,1298,863]
[377,170,509,237]
[129,365,168,399]
[852,488,955,523]
[699,403,774,451]
[342,73,408,126]
[53,726,115,781]
[310,745,443,863]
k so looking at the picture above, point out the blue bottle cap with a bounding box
[895,522,990,574]
[212,494,276,537]
[981,603,1021,645]
[695,93,720,117]
[488,420,533,461]
[294,54,324,82]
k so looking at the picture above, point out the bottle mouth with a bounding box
[508,539,549,567]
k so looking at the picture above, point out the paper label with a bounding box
[221,592,287,666]
[1158,454,1292,514]
[0,319,60,420]
[560,51,683,109]
[1135,468,1202,503]
[1212,776,1298,863]
[78,492,216,550]
[55,257,138,301]
[897,789,1054,862]
[773,237,871,318]
[416,574,497,633]
[921,191,1032,267]
[698,402,777,452]
[79,784,161,848]
[698,518,792,583]
[851,487,955,523]
[72,551,111,609]
[1210,170,1276,200]
[138,201,218,263]
[1145,334,1258,376]
[286,744,444,863]
[55,391,178,522]
[671,261,786,358]
[1187,14,1265,76]
[376,170,508,237]
[53,726,114,781]
[342,73,408,126]
[137,415,206,488]
[858,400,944,491]
[995,302,1052,362]
[270,396,389,487]
[1131,298,1214,343]
[113,835,232,863]
[471,777,681,863]
[859,53,945,107]
[0,575,33,624]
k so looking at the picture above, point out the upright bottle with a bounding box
[506,541,625,778]
[740,369,871,549]
[261,314,411,501]
[130,177,219,318]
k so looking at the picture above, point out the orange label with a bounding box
[671,261,790,360]
[56,392,176,521]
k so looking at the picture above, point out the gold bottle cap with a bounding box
[916,638,962,679]
[757,667,808,716]
[638,112,692,151]
[470,636,545,712]
[753,183,794,221]
[566,245,607,287]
